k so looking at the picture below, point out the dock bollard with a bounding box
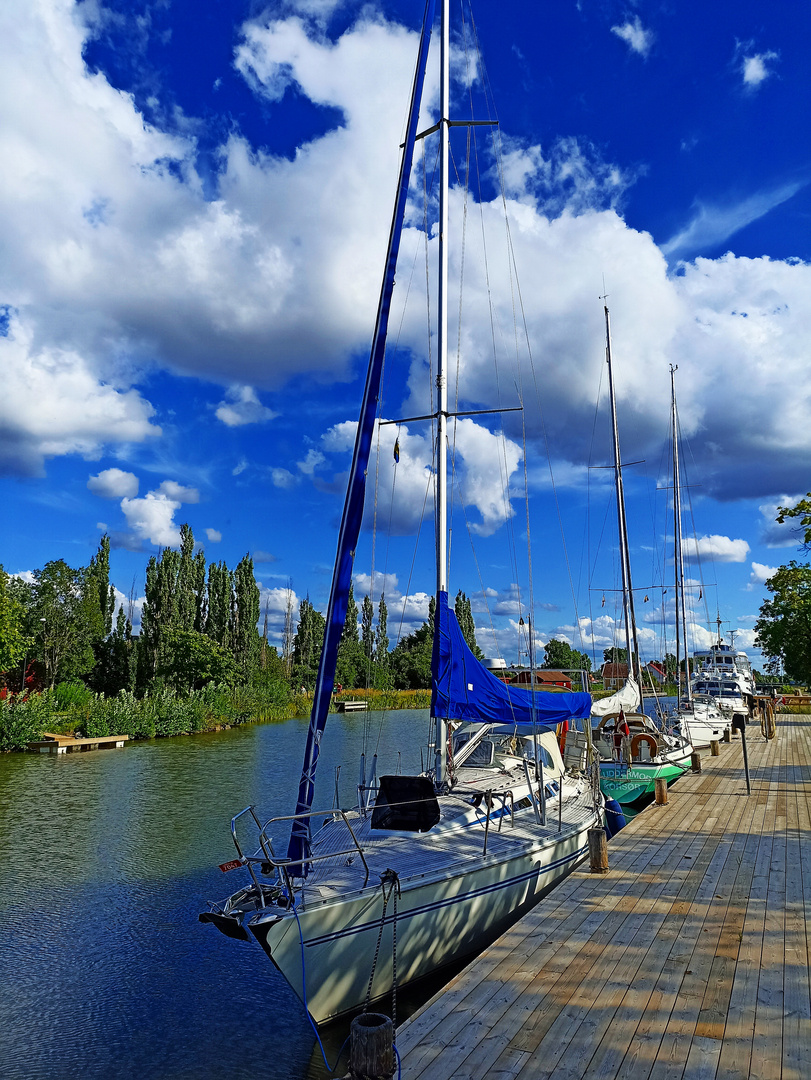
[723,728,731,743]
[654,777,668,805]
[588,827,609,873]
[710,740,720,756]
[349,1013,394,1080]
[690,751,702,773]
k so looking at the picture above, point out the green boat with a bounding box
[593,710,693,807]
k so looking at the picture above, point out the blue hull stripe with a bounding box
[296,843,588,948]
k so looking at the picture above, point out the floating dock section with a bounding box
[396,716,810,1080]
[29,732,129,754]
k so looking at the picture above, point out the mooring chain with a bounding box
[363,869,401,1017]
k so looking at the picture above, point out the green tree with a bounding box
[454,591,483,659]
[232,554,260,679]
[33,560,97,687]
[390,609,433,690]
[542,637,579,670]
[754,561,811,685]
[776,494,811,550]
[0,567,29,677]
[205,560,232,648]
[336,583,364,688]
[292,596,325,690]
[603,647,629,664]
[361,594,375,665]
[158,628,238,691]
[374,594,390,688]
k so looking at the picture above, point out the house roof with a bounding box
[601,663,629,679]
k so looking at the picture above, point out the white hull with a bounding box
[248,818,596,1023]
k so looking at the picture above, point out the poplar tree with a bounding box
[205,561,231,648]
[232,553,260,679]
[292,596,325,690]
[374,593,390,688]
[454,590,483,659]
[361,594,375,663]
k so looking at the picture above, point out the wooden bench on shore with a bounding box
[28,732,129,754]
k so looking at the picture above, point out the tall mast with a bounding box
[433,0,450,786]
[604,304,640,683]
[670,365,691,702]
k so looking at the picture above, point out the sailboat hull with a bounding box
[599,746,693,805]
[247,818,597,1024]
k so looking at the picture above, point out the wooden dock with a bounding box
[337,700,368,712]
[396,716,811,1079]
[29,732,129,754]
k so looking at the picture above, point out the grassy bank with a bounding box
[0,683,432,752]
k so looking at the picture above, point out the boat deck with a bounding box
[396,716,811,1079]
[298,785,597,903]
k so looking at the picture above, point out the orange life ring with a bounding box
[630,732,658,760]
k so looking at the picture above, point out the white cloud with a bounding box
[253,549,277,563]
[353,571,400,599]
[0,1,808,512]
[271,467,298,488]
[322,417,522,537]
[0,316,159,476]
[297,448,325,475]
[232,458,248,476]
[758,496,805,547]
[662,181,804,260]
[740,49,779,89]
[610,17,653,58]
[157,480,199,503]
[205,528,222,543]
[111,586,145,630]
[215,385,277,426]
[682,535,750,563]
[748,561,777,589]
[258,583,300,646]
[87,467,139,499]
[120,491,182,547]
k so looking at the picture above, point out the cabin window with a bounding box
[464,740,495,766]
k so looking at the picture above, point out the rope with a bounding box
[363,869,402,1021]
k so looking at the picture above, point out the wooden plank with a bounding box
[397,720,811,1080]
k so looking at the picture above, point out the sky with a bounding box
[1,0,809,673]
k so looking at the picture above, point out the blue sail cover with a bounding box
[431,592,592,725]
[287,0,437,873]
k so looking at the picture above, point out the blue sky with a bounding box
[1,0,809,672]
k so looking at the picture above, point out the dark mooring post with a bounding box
[732,716,751,795]
[690,751,702,773]
[349,1013,394,1080]
[654,777,668,805]
[710,740,720,756]
[588,826,608,873]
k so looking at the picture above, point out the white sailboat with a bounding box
[665,365,729,748]
[200,0,603,1026]
[590,308,694,807]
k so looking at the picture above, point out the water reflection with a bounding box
[0,710,426,1080]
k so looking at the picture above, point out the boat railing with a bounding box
[228,806,371,904]
[259,809,371,893]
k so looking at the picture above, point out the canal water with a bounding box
[0,710,433,1080]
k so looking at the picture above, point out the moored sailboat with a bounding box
[588,307,693,807]
[664,365,729,748]
[200,0,603,1026]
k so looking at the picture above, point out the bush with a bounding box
[0,691,54,751]
[53,680,94,711]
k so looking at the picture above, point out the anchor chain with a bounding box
[363,868,401,1029]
